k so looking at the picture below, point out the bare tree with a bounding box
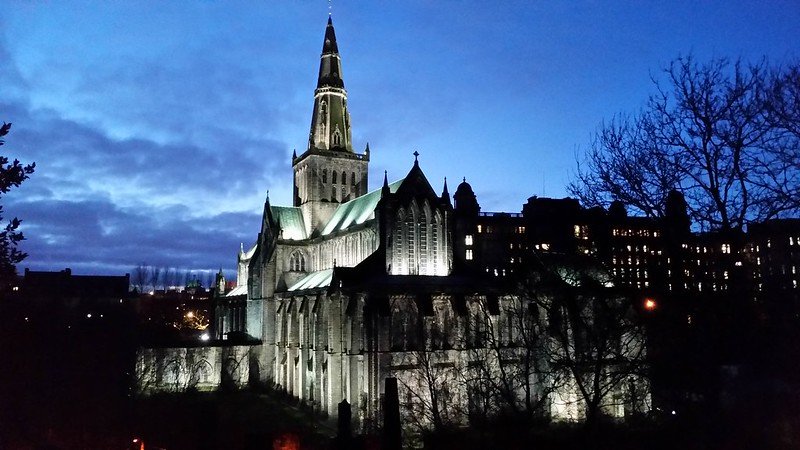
[570,56,800,231]
[165,267,178,291]
[465,296,556,423]
[131,262,149,292]
[523,253,649,426]
[397,349,463,435]
[180,269,190,290]
[148,266,163,292]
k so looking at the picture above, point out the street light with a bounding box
[643,298,657,311]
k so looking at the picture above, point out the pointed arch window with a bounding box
[332,127,342,147]
[290,251,306,272]
[419,205,429,274]
[351,172,356,186]
[341,171,347,185]
[406,209,417,275]
[394,209,406,274]
[322,169,327,184]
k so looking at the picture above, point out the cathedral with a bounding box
[136,17,649,431]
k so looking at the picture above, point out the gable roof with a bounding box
[321,178,404,236]
[270,206,307,240]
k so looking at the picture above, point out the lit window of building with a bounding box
[721,244,731,254]
[465,234,473,246]
[466,249,473,260]
[477,225,483,233]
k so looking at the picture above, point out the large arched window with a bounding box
[289,250,306,272]
[391,201,448,276]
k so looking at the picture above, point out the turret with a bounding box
[453,178,480,217]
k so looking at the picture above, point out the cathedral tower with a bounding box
[293,17,369,236]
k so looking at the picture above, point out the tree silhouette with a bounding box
[521,252,650,427]
[0,122,35,287]
[570,56,800,231]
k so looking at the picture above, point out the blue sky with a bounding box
[1,1,798,277]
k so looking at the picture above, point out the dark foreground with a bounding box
[3,310,800,449]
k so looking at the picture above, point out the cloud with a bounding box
[0,29,291,275]
[9,195,261,275]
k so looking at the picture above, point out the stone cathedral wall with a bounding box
[135,344,260,395]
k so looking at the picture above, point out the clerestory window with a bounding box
[289,251,306,272]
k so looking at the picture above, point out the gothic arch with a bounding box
[332,127,342,146]
[190,360,213,386]
[289,250,306,272]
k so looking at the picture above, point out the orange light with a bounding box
[644,298,657,311]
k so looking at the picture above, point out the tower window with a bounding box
[342,171,347,185]
[351,172,356,185]
[332,171,337,184]
[322,169,327,183]
[332,130,342,146]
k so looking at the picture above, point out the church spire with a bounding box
[318,16,342,88]
[441,177,451,206]
[308,17,352,152]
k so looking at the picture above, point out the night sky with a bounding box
[1,2,798,277]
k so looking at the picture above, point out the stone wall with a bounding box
[135,344,260,394]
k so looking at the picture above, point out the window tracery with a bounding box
[289,250,306,272]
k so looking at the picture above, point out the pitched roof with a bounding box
[270,206,307,240]
[288,268,334,292]
[321,178,404,236]
[226,284,247,297]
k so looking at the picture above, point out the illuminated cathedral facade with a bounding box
[136,17,648,430]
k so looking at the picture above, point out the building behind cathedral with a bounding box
[135,17,800,432]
